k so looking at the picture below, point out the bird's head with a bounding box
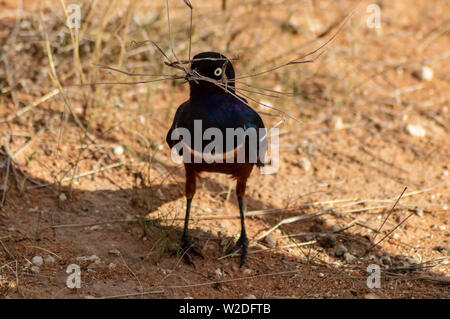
[187,51,235,95]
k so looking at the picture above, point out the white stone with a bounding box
[214,268,223,277]
[344,252,356,262]
[331,116,344,130]
[299,157,312,171]
[44,255,56,265]
[406,124,426,137]
[32,256,44,267]
[113,145,124,155]
[419,65,434,81]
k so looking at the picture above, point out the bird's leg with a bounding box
[228,178,249,267]
[181,169,203,267]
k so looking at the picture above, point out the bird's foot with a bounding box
[181,236,204,268]
[227,235,249,267]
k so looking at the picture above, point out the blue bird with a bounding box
[166,51,267,267]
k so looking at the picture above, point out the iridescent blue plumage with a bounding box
[166,51,266,267]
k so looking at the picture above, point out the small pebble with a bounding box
[113,145,124,156]
[318,273,325,278]
[59,193,67,201]
[406,124,426,137]
[32,256,44,267]
[331,225,341,233]
[298,157,312,171]
[244,294,256,299]
[30,266,40,273]
[264,234,277,248]
[334,245,348,257]
[44,255,55,265]
[108,249,121,256]
[7,227,15,232]
[108,263,116,270]
[331,116,344,130]
[344,252,356,262]
[364,293,381,299]
[214,268,223,277]
[419,65,434,81]
[243,269,253,275]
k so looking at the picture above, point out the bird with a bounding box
[166,51,267,267]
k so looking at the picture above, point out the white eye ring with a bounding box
[214,67,222,77]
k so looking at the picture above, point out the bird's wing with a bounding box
[166,101,190,149]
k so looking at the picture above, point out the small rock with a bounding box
[32,256,44,267]
[439,225,446,231]
[244,294,256,299]
[90,225,101,231]
[7,227,15,232]
[44,255,55,265]
[419,65,434,81]
[380,254,392,266]
[406,124,426,137]
[318,273,325,278]
[264,234,277,248]
[108,262,116,270]
[108,249,121,257]
[214,268,223,277]
[331,225,341,233]
[334,245,348,257]
[76,255,101,264]
[59,193,67,201]
[113,145,124,156]
[87,255,101,264]
[344,252,356,262]
[331,116,344,130]
[392,233,400,240]
[298,157,312,171]
[243,269,253,275]
[30,266,40,273]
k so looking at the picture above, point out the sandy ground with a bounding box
[0,0,448,298]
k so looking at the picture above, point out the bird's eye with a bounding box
[214,67,222,77]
